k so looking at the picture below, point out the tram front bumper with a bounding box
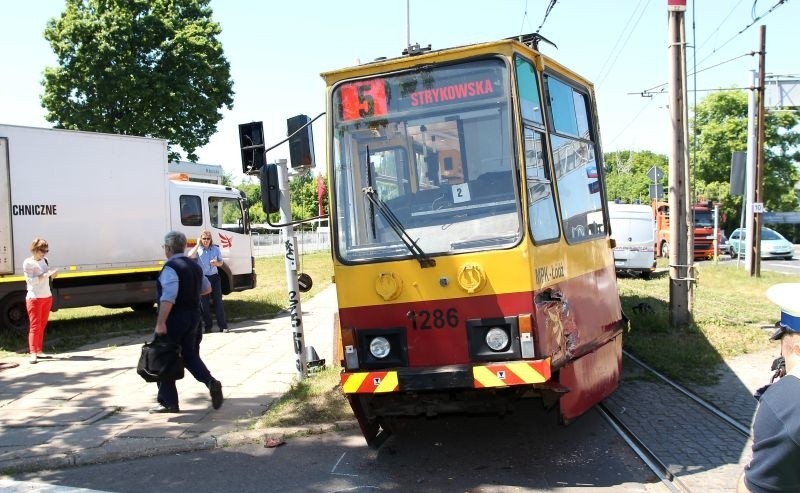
[340,359,551,394]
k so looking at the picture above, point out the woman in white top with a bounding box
[23,238,58,364]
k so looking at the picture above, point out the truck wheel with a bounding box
[661,242,670,258]
[0,292,29,334]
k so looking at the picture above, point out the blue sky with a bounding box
[1,1,797,182]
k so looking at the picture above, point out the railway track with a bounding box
[599,350,753,493]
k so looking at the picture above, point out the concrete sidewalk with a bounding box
[0,285,343,474]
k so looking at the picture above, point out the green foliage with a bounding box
[690,90,800,232]
[42,0,234,162]
[619,263,790,385]
[234,172,328,227]
[288,171,327,223]
[257,366,352,429]
[238,180,266,224]
[604,150,668,204]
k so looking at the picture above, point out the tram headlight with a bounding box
[369,336,392,359]
[485,327,510,352]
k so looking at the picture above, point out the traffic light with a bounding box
[287,114,314,168]
[238,122,265,174]
[259,163,280,214]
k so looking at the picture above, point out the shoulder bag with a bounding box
[136,336,185,382]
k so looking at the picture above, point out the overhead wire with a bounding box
[605,97,657,151]
[629,0,788,97]
[519,0,530,36]
[595,0,651,87]
[635,52,756,97]
[693,0,788,68]
[693,0,746,57]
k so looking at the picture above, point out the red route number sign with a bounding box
[340,79,388,121]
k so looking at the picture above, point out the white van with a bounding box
[608,202,657,278]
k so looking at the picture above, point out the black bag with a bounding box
[136,336,184,382]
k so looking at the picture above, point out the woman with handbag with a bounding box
[23,238,58,364]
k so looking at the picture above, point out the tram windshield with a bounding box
[331,58,520,263]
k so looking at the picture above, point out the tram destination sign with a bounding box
[336,60,506,122]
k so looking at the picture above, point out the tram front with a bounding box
[323,39,622,447]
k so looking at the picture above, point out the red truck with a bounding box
[653,200,720,259]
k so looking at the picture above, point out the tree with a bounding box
[603,150,668,204]
[42,0,233,161]
[691,90,800,232]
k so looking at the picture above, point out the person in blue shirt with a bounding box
[188,230,229,333]
[738,283,800,493]
[150,231,223,414]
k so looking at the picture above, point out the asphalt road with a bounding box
[9,400,667,493]
[705,246,800,275]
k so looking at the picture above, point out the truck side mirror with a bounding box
[260,164,280,214]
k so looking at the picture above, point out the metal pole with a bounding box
[745,70,757,273]
[667,5,691,327]
[753,25,767,277]
[713,203,719,263]
[277,158,308,381]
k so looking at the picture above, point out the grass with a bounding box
[0,252,334,358]
[257,366,352,428]
[618,261,795,385]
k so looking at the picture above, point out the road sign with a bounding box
[753,202,765,213]
[647,166,664,183]
[649,184,663,200]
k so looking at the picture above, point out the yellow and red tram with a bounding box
[324,35,625,446]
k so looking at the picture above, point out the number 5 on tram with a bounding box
[321,34,625,447]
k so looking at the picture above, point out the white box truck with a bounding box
[608,202,657,279]
[0,124,256,332]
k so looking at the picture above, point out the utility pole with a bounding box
[667,0,692,327]
[752,25,767,277]
[744,70,757,274]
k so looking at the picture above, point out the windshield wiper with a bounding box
[362,187,435,268]
[362,146,435,268]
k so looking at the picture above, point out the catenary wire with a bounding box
[694,0,788,68]
[596,0,651,87]
[636,52,755,96]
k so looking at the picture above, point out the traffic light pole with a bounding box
[276,158,308,381]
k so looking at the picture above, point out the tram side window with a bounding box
[516,57,557,242]
[545,75,605,242]
[523,129,559,242]
[515,57,543,125]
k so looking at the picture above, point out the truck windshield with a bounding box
[330,58,520,263]
[693,210,713,228]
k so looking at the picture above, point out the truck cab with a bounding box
[169,177,256,293]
